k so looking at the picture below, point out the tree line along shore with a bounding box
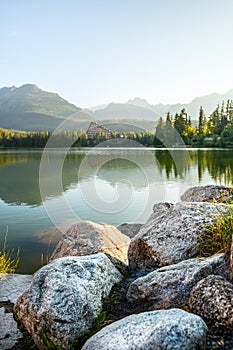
[0,100,233,148]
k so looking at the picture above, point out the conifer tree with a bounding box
[198,106,205,134]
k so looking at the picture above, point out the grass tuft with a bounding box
[0,232,20,274]
[198,207,233,257]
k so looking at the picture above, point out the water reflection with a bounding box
[0,149,232,207]
[155,149,192,179]
[0,148,232,274]
[202,150,232,184]
[0,151,85,205]
[155,149,233,185]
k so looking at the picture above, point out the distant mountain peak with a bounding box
[90,88,233,122]
[127,97,150,107]
[0,83,92,131]
[19,83,40,91]
[0,86,16,98]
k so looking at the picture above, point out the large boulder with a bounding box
[127,254,227,309]
[81,309,208,350]
[50,221,130,265]
[128,202,229,271]
[189,275,233,328]
[14,254,122,350]
[181,185,233,203]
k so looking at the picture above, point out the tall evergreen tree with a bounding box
[208,104,221,134]
[220,100,228,132]
[164,112,175,146]
[174,108,188,136]
[154,117,165,145]
[198,106,205,134]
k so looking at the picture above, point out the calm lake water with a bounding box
[0,148,232,274]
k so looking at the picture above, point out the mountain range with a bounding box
[0,84,92,131]
[0,84,233,131]
[89,90,233,120]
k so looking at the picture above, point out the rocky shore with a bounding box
[1,185,233,350]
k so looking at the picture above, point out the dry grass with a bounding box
[198,207,233,257]
[0,232,19,274]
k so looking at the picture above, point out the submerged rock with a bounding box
[189,275,233,328]
[81,308,208,350]
[127,254,227,309]
[128,202,229,271]
[50,221,130,265]
[14,254,122,350]
[181,185,233,203]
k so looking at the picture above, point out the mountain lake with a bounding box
[0,148,232,273]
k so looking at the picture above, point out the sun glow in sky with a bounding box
[1,0,233,107]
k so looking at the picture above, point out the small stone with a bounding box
[117,223,142,239]
[152,202,173,212]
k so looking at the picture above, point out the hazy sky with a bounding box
[1,0,233,107]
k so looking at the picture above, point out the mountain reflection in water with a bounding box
[0,148,232,273]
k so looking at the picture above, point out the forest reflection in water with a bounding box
[0,148,232,207]
[0,148,232,273]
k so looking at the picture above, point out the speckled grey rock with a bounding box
[189,275,233,328]
[81,308,208,350]
[127,254,227,309]
[143,202,174,226]
[117,223,142,239]
[0,273,32,303]
[14,254,122,350]
[0,307,24,350]
[128,202,229,271]
[181,185,233,203]
[50,221,130,265]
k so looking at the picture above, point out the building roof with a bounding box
[87,121,112,138]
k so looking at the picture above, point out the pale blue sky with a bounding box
[0,0,233,107]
